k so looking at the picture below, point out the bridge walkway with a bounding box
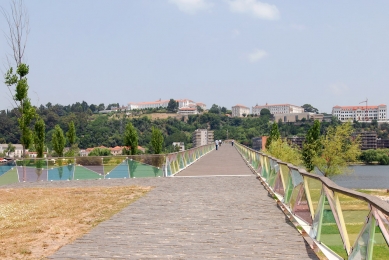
[45,144,318,259]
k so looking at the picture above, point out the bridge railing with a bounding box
[235,142,389,260]
[165,144,215,176]
[0,144,215,184]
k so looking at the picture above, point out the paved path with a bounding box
[3,147,318,259]
[177,143,253,176]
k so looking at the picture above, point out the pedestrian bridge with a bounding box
[1,142,389,259]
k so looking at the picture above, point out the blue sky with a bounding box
[1,0,389,114]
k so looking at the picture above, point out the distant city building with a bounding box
[353,131,377,150]
[172,142,185,151]
[178,107,198,115]
[232,104,250,117]
[287,136,305,149]
[0,144,24,158]
[192,129,214,147]
[252,137,265,151]
[273,112,324,123]
[332,104,387,122]
[377,139,389,149]
[252,103,304,115]
[128,98,206,111]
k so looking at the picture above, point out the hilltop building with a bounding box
[192,129,214,147]
[332,104,387,122]
[232,104,250,117]
[128,99,206,111]
[273,112,324,123]
[252,103,304,115]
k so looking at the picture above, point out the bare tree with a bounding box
[1,0,29,67]
[1,0,30,109]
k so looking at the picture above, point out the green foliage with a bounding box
[167,99,178,112]
[266,122,280,150]
[150,127,164,154]
[66,121,76,146]
[260,108,271,116]
[4,64,36,157]
[267,138,302,166]
[314,122,361,177]
[88,147,112,156]
[302,104,319,113]
[209,104,221,114]
[360,149,389,165]
[34,118,46,158]
[123,122,138,155]
[51,125,66,157]
[302,120,321,172]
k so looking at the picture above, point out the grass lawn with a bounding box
[0,186,151,259]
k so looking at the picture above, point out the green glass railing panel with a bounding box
[74,166,102,179]
[292,184,312,224]
[0,167,19,185]
[372,225,389,259]
[274,173,284,196]
[349,221,370,260]
[335,192,370,248]
[103,156,127,175]
[320,195,347,259]
[284,174,294,204]
[305,176,322,216]
[289,183,302,211]
[280,164,290,189]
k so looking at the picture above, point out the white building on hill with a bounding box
[128,99,206,111]
[232,104,250,117]
[332,104,387,122]
[252,103,304,115]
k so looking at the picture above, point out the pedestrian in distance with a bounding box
[219,140,222,147]
[215,140,219,150]
[231,140,234,146]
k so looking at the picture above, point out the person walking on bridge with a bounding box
[215,140,219,150]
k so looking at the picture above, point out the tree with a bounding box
[2,0,34,157]
[66,121,76,156]
[359,149,378,164]
[260,108,271,116]
[52,125,66,157]
[313,122,361,177]
[302,120,321,172]
[66,121,76,144]
[209,104,221,114]
[267,138,302,166]
[167,99,178,112]
[265,122,280,150]
[88,147,111,156]
[197,105,204,113]
[302,104,319,114]
[5,64,36,157]
[150,127,164,154]
[34,118,45,158]
[123,122,138,155]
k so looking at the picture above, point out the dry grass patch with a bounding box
[0,185,151,259]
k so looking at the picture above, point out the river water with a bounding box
[330,165,389,189]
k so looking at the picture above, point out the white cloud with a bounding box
[248,49,268,62]
[227,0,280,20]
[329,83,349,95]
[169,0,213,14]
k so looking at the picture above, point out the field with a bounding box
[0,186,151,259]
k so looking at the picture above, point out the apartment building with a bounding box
[232,104,250,117]
[332,104,387,122]
[192,129,214,147]
[252,103,304,115]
